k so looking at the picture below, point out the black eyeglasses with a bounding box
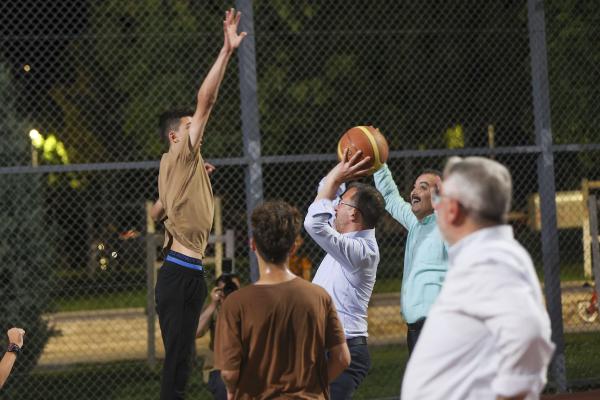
[339,200,361,213]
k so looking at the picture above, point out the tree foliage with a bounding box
[0,63,53,392]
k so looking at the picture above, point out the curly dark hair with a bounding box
[251,201,302,265]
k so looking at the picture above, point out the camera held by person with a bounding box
[196,273,241,400]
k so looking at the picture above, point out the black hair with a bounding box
[158,109,194,142]
[345,182,386,229]
[420,169,442,178]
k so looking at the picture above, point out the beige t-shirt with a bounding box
[214,278,346,400]
[158,132,214,257]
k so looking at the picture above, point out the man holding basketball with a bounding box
[373,164,448,354]
[150,9,246,400]
[305,149,386,399]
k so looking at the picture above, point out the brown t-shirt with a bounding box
[158,132,214,257]
[214,278,346,399]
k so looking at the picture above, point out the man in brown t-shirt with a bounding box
[215,201,351,399]
[150,9,247,400]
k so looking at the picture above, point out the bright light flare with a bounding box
[29,129,44,148]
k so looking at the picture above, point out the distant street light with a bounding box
[29,129,44,148]
[29,129,44,167]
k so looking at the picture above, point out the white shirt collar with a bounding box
[342,228,376,239]
[448,225,514,265]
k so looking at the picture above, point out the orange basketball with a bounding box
[337,126,389,173]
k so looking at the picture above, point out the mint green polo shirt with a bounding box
[374,164,448,323]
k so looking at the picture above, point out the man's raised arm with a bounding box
[189,8,247,149]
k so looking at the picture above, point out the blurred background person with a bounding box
[288,235,313,280]
[0,327,25,389]
[196,273,240,400]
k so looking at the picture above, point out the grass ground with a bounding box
[55,285,400,312]
[9,337,599,399]
[53,262,590,312]
[11,346,406,400]
[54,288,147,312]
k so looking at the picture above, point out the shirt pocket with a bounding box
[414,233,446,265]
[411,267,446,308]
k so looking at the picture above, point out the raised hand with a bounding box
[331,148,372,184]
[7,328,25,348]
[204,162,216,176]
[223,8,247,51]
[210,286,224,305]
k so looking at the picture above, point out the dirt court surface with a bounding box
[39,288,599,366]
[542,390,600,399]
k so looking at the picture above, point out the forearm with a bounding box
[220,369,239,395]
[315,171,342,201]
[327,344,351,381]
[374,165,414,228]
[196,46,233,118]
[0,352,17,388]
[150,200,165,222]
[327,358,347,382]
[196,303,217,337]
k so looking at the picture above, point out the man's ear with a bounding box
[448,199,462,225]
[249,237,257,252]
[350,208,361,223]
[169,130,179,143]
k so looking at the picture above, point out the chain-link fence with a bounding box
[0,0,599,398]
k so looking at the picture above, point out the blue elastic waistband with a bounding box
[166,251,203,271]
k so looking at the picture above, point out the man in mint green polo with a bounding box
[374,164,448,355]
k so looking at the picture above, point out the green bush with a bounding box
[0,63,54,393]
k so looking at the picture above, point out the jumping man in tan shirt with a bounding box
[150,9,246,400]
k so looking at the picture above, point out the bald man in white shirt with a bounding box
[402,157,555,400]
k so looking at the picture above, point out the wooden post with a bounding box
[582,179,592,278]
[214,197,223,279]
[145,201,157,368]
[487,124,495,159]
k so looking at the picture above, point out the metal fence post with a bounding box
[527,0,566,391]
[236,0,263,282]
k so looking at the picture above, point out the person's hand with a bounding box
[223,8,247,52]
[7,328,25,348]
[430,175,443,203]
[209,287,224,305]
[204,162,216,176]
[330,148,372,184]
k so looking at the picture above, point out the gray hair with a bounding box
[443,156,512,224]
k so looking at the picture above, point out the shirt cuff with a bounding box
[492,373,544,398]
[317,177,346,201]
[308,199,336,218]
[373,163,389,178]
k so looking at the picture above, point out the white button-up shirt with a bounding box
[402,225,555,400]
[304,199,379,338]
